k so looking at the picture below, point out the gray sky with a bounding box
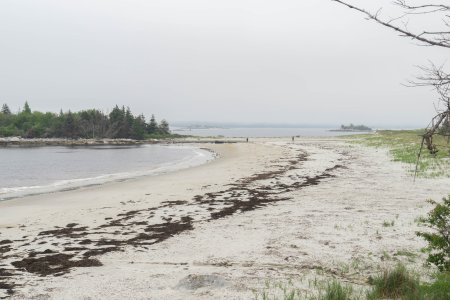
[0,0,448,127]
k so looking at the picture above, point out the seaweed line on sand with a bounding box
[0,147,349,297]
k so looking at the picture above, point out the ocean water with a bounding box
[172,127,368,137]
[0,145,213,200]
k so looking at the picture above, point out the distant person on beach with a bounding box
[246,138,248,142]
[292,136,294,142]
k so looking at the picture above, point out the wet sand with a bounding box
[0,138,449,299]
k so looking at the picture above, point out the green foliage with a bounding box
[23,101,31,114]
[254,267,449,300]
[254,279,359,300]
[382,220,395,227]
[159,119,170,135]
[367,265,450,300]
[1,104,11,115]
[419,272,450,300]
[416,196,450,272]
[147,114,158,134]
[0,102,171,140]
[254,280,302,300]
[349,130,450,177]
[366,265,421,299]
[322,280,354,300]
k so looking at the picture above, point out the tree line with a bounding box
[0,102,170,140]
[340,124,372,131]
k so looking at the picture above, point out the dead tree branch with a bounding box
[331,0,450,48]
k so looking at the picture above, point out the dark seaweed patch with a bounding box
[38,226,88,238]
[11,254,102,276]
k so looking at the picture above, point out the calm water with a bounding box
[0,145,212,200]
[172,127,369,137]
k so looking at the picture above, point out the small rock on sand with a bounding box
[176,274,228,290]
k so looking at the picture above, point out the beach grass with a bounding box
[321,280,355,300]
[366,265,421,300]
[254,277,361,300]
[255,266,450,300]
[347,130,450,177]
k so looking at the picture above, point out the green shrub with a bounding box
[420,272,450,300]
[416,196,450,272]
[367,265,421,299]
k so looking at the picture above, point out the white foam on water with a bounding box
[0,145,215,201]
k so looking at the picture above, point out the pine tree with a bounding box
[1,104,11,115]
[109,105,125,138]
[131,114,146,140]
[0,104,170,139]
[23,101,31,114]
[124,107,134,137]
[147,114,158,134]
[159,119,170,135]
[64,111,76,138]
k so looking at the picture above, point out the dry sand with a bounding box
[0,138,449,299]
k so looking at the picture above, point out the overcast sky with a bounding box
[0,0,448,127]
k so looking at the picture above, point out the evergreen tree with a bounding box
[131,114,146,140]
[147,114,158,134]
[159,119,170,135]
[63,111,77,138]
[124,107,134,137]
[0,104,170,139]
[109,105,125,138]
[23,101,31,114]
[1,104,11,115]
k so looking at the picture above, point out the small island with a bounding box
[330,123,373,132]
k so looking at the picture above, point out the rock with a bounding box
[175,274,228,290]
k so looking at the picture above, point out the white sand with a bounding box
[1,138,449,299]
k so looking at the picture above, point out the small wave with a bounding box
[0,146,214,201]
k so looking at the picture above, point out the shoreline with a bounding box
[0,137,245,147]
[0,137,148,147]
[0,144,217,202]
[1,138,449,299]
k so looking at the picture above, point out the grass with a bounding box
[145,133,188,139]
[367,265,450,300]
[254,278,359,300]
[420,272,450,300]
[393,250,418,263]
[322,280,354,300]
[347,130,450,177]
[366,265,421,299]
[254,280,302,300]
[382,251,391,260]
[395,250,418,259]
[254,265,450,300]
[382,220,395,227]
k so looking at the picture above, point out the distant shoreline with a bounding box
[329,129,373,132]
[0,137,245,147]
[0,137,149,147]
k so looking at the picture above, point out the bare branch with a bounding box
[331,0,450,48]
[394,0,450,13]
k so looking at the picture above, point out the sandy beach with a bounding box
[1,138,449,299]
